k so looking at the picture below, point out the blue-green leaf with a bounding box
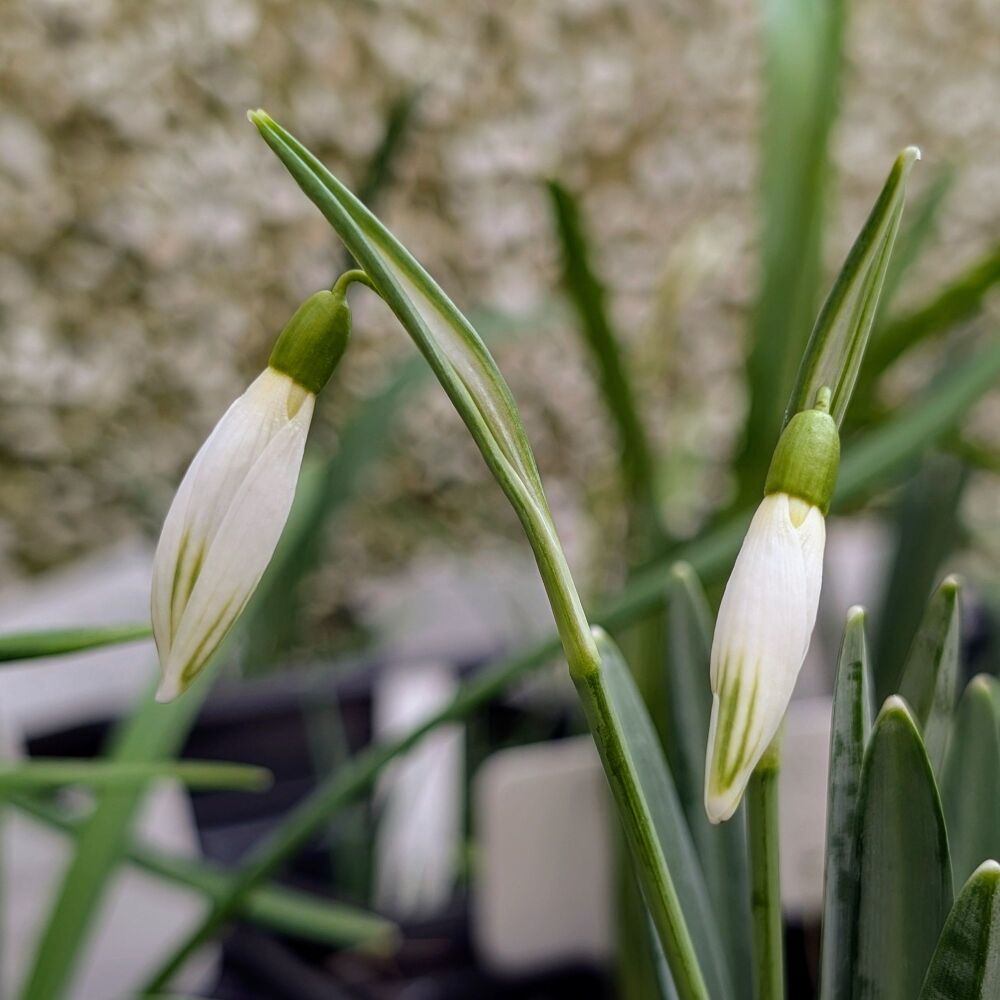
[853,697,952,1000]
[919,861,1000,1000]
[0,624,150,663]
[0,759,270,793]
[897,576,961,775]
[940,676,1000,891]
[819,607,872,1000]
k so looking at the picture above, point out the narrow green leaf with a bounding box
[897,576,961,774]
[869,241,1000,380]
[819,607,872,1000]
[940,676,1000,891]
[853,697,953,1000]
[578,628,729,1000]
[0,760,270,793]
[0,624,150,663]
[12,794,397,950]
[872,457,967,708]
[786,146,920,426]
[919,861,1000,1000]
[663,563,752,1000]
[833,340,1000,504]
[20,662,217,1000]
[738,0,845,500]
[546,178,660,544]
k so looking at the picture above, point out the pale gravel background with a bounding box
[0,0,997,643]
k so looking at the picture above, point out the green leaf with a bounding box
[869,241,1000,381]
[577,628,729,1000]
[546,178,660,546]
[919,861,1000,1000]
[819,607,873,1000]
[12,794,397,950]
[834,340,1000,505]
[0,623,150,663]
[0,759,270,793]
[20,661,218,1000]
[872,457,967,708]
[662,563,752,1000]
[785,146,920,426]
[940,676,1000,891]
[897,576,961,775]
[853,697,953,1000]
[738,0,845,500]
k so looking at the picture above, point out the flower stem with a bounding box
[748,735,785,1000]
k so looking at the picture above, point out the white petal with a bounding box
[151,368,314,698]
[705,493,825,823]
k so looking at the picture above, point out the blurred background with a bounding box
[1,1,999,998]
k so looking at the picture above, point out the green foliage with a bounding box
[940,676,1000,891]
[0,759,270,793]
[0,623,150,663]
[820,608,873,1000]
[853,698,953,1000]
[919,862,1000,1000]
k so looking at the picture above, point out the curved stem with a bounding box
[331,268,377,296]
[748,736,785,1000]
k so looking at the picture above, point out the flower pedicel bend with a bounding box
[705,388,840,823]
[151,275,365,702]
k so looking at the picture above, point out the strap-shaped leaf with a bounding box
[250,111,547,525]
[0,623,150,663]
[663,563,752,1000]
[819,607,873,1000]
[0,759,270,792]
[853,697,953,1000]
[941,676,1000,891]
[785,147,920,426]
[578,628,730,1000]
[897,576,961,774]
[919,861,1000,1000]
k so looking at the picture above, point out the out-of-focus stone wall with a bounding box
[0,1,997,635]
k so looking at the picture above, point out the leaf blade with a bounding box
[853,697,952,1000]
[0,624,150,663]
[819,607,873,1000]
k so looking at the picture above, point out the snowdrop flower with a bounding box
[705,392,840,823]
[152,285,354,701]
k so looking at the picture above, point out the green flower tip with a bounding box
[268,288,352,396]
[764,399,840,514]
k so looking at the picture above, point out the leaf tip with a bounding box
[847,603,866,624]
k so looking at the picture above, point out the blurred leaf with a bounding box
[897,576,961,775]
[12,794,397,950]
[873,457,967,707]
[662,563,752,1000]
[819,607,873,1000]
[786,147,920,426]
[919,861,1000,1000]
[737,0,845,502]
[546,179,660,547]
[0,623,150,663]
[834,340,1000,504]
[243,356,425,671]
[868,241,1000,380]
[578,628,729,1000]
[0,759,269,793]
[940,675,1000,891]
[853,697,952,1000]
[20,660,218,1000]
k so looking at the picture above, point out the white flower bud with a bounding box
[151,367,315,702]
[704,492,826,823]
